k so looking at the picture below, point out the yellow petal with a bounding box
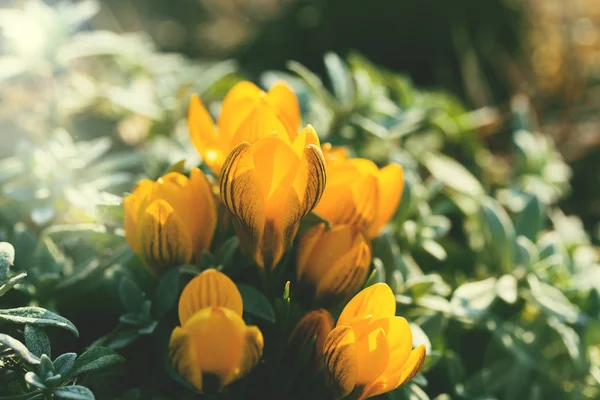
[218,81,263,139]
[323,326,358,398]
[168,326,203,391]
[369,164,404,237]
[321,143,349,161]
[368,317,412,375]
[169,307,246,391]
[178,269,243,325]
[264,81,301,137]
[354,327,390,385]
[188,94,225,175]
[316,228,371,305]
[187,168,218,252]
[137,199,193,275]
[229,105,291,149]
[296,222,327,280]
[220,142,267,267]
[360,345,426,399]
[227,325,264,385]
[123,179,153,252]
[337,284,396,328]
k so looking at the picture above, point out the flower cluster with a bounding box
[123,81,424,398]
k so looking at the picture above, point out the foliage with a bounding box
[1,1,599,399]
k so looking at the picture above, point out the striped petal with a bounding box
[178,269,243,325]
[137,199,193,275]
[323,326,358,398]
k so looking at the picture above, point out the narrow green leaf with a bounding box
[324,52,355,108]
[156,268,181,318]
[423,153,484,197]
[236,284,276,323]
[119,278,145,313]
[480,197,515,273]
[514,195,544,241]
[0,272,27,297]
[0,307,78,337]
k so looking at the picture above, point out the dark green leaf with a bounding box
[156,268,181,318]
[24,325,51,358]
[68,347,124,378]
[119,277,145,313]
[217,236,240,267]
[0,307,78,336]
[53,386,95,400]
[236,284,276,323]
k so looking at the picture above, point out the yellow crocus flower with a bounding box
[323,283,426,399]
[296,223,371,307]
[188,81,301,176]
[169,269,264,392]
[314,146,404,238]
[123,168,217,275]
[288,309,334,367]
[219,125,326,270]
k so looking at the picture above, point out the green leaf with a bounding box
[496,274,518,304]
[299,212,331,233]
[53,353,77,376]
[514,236,538,268]
[24,372,46,390]
[287,61,337,110]
[514,195,544,241]
[0,241,15,281]
[217,236,240,267]
[156,268,181,318]
[236,284,276,323]
[480,197,515,273]
[0,333,40,365]
[422,153,484,197]
[324,52,355,108]
[451,278,497,320]
[53,385,95,400]
[24,325,51,358]
[119,278,145,313]
[0,271,27,297]
[0,307,78,337]
[527,275,584,324]
[67,347,124,378]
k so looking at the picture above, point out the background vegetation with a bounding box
[0,0,599,399]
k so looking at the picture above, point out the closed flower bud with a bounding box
[220,126,326,270]
[296,224,371,307]
[288,309,334,368]
[188,81,300,176]
[313,152,404,238]
[323,284,426,399]
[124,168,217,275]
[169,269,264,392]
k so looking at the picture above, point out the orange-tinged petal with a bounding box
[220,142,267,267]
[292,125,321,156]
[227,325,264,385]
[188,94,226,175]
[169,307,245,391]
[337,283,396,328]
[178,269,243,325]
[187,168,218,251]
[323,326,358,398]
[137,199,193,275]
[360,345,426,399]
[123,179,153,251]
[316,230,371,305]
[296,222,327,279]
[168,326,203,391]
[321,143,349,161]
[354,327,389,384]
[264,81,301,137]
[369,163,404,237]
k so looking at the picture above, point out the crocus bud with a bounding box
[188,81,301,176]
[288,309,334,368]
[169,269,263,393]
[323,284,426,399]
[296,224,371,307]
[220,126,326,270]
[124,168,217,275]
[313,153,404,237]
